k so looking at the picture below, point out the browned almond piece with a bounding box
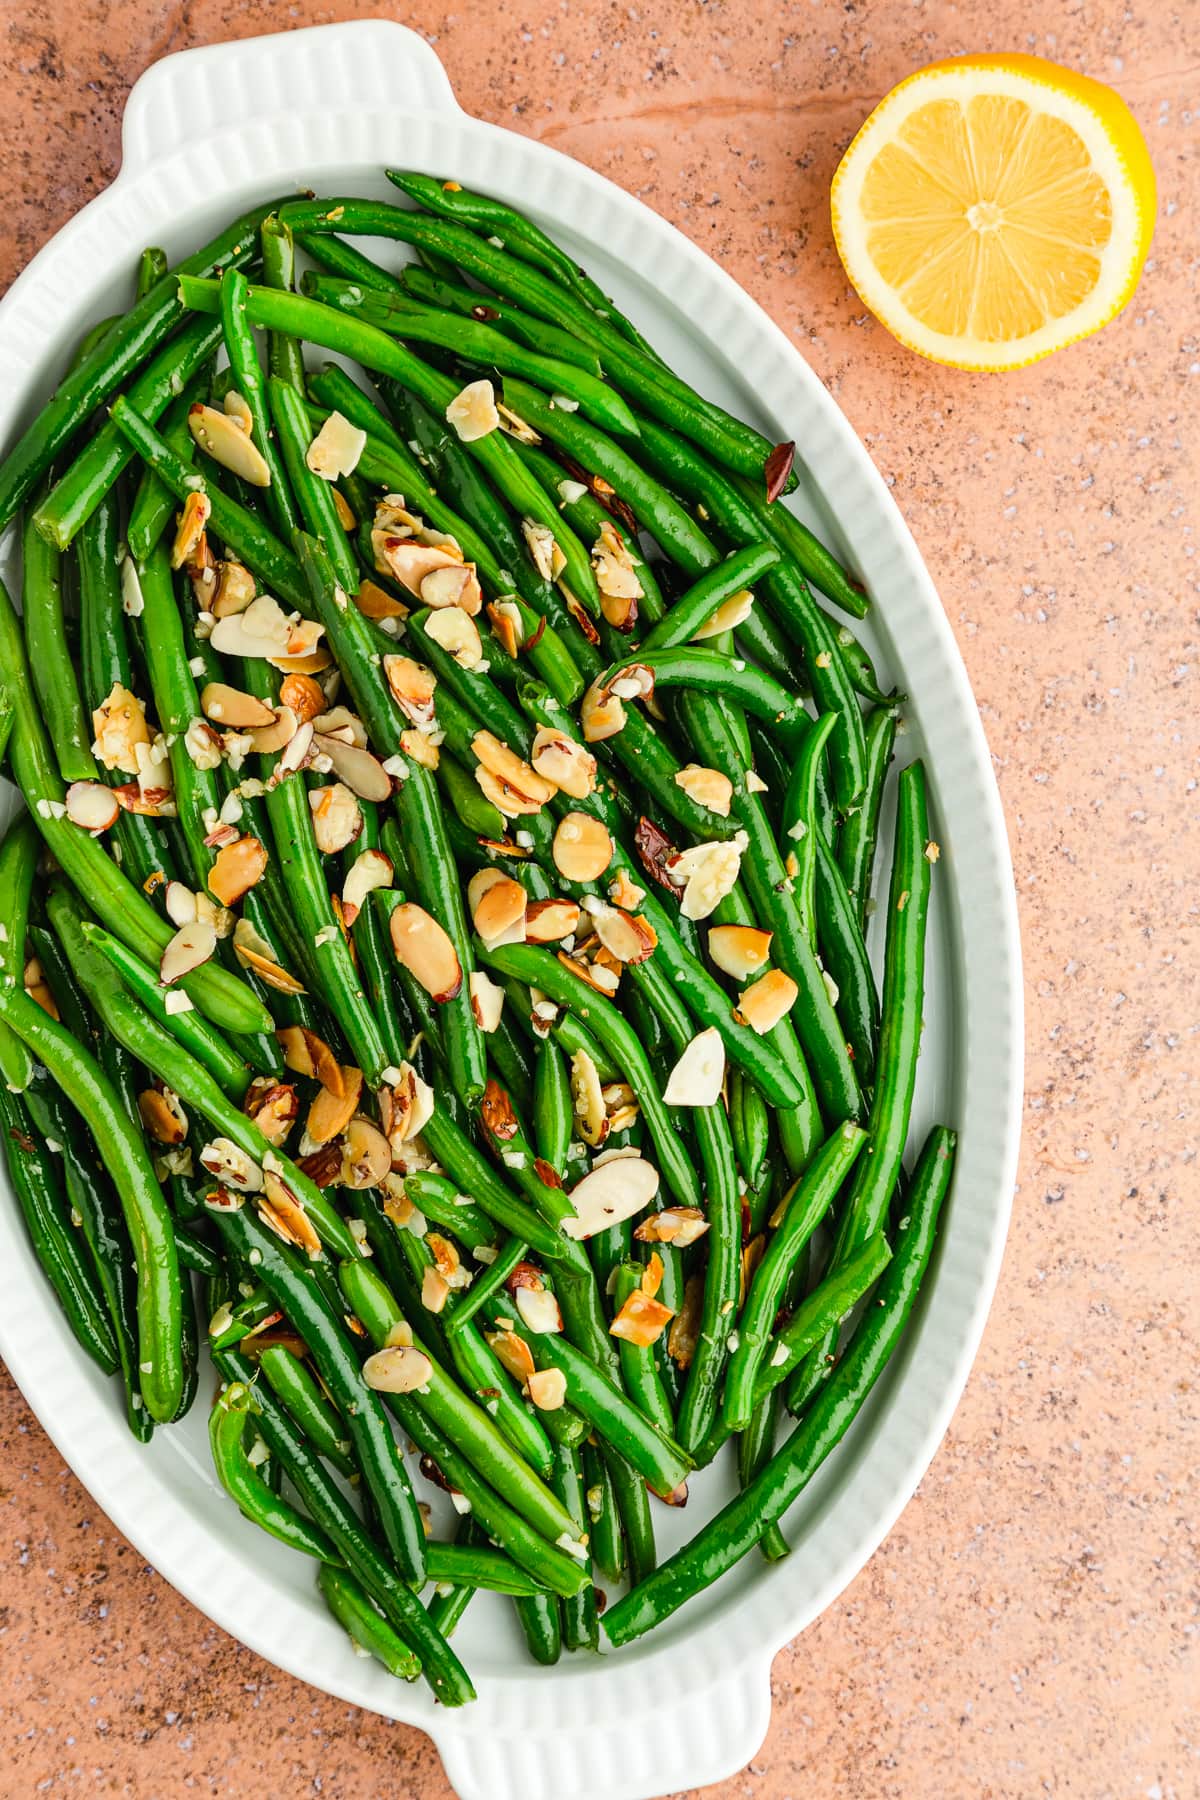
[389,903,462,1002]
[693,587,754,640]
[378,539,464,598]
[188,402,272,486]
[569,1049,608,1149]
[171,490,211,570]
[340,1116,391,1189]
[200,682,277,730]
[307,1065,364,1144]
[486,600,520,659]
[707,923,773,981]
[208,835,267,907]
[736,967,799,1034]
[23,969,57,1019]
[662,1027,726,1107]
[674,763,733,817]
[137,1087,188,1146]
[557,950,619,996]
[514,1286,563,1334]
[472,730,556,804]
[312,734,393,803]
[363,1344,434,1393]
[610,1288,675,1347]
[355,578,408,621]
[589,901,657,965]
[480,1079,519,1142]
[309,783,362,856]
[279,673,326,724]
[244,1078,299,1145]
[421,1266,451,1315]
[469,869,527,945]
[160,919,216,985]
[299,1141,344,1188]
[276,1026,345,1096]
[424,605,482,667]
[524,898,580,944]
[113,781,173,818]
[553,812,613,883]
[486,1328,536,1384]
[199,1136,263,1191]
[526,1367,567,1411]
[668,1272,704,1368]
[421,562,483,616]
[212,560,257,619]
[599,587,638,632]
[247,705,298,756]
[445,378,499,443]
[469,970,505,1033]
[64,780,119,834]
[267,648,333,677]
[223,390,254,435]
[399,728,439,771]
[92,682,151,774]
[383,655,437,725]
[331,487,356,532]
[635,1207,710,1249]
[258,1170,322,1258]
[579,678,623,743]
[530,726,596,800]
[342,849,394,927]
[475,765,544,819]
[234,940,306,996]
[641,1251,665,1300]
[562,1155,660,1240]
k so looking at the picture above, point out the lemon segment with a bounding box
[831,54,1156,370]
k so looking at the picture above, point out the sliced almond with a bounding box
[277,1026,344,1095]
[421,562,483,617]
[91,683,151,774]
[113,780,174,818]
[480,1080,519,1142]
[707,923,773,982]
[244,1078,300,1146]
[607,662,654,702]
[331,487,356,532]
[662,1026,725,1106]
[171,490,211,570]
[526,1367,567,1411]
[530,726,596,800]
[212,561,258,619]
[355,578,407,622]
[515,1286,563,1334]
[268,645,332,678]
[376,538,464,599]
[312,734,393,803]
[521,519,565,583]
[580,678,625,743]
[445,378,499,443]
[340,1115,391,1189]
[307,1064,364,1144]
[610,1288,674,1348]
[189,403,272,486]
[421,1265,451,1315]
[383,655,437,726]
[472,731,556,804]
[524,898,580,943]
[736,968,799,1034]
[608,868,646,912]
[557,950,620,997]
[469,970,505,1034]
[233,931,306,996]
[306,410,366,481]
[424,605,483,667]
[552,812,612,884]
[588,901,657,966]
[674,763,733,817]
[223,390,253,434]
[22,965,56,1019]
[199,1137,263,1191]
[209,594,292,659]
[258,1169,322,1258]
[670,834,747,922]
[247,704,299,756]
[469,870,528,946]
[693,587,755,640]
[64,780,119,834]
[476,764,544,819]
[160,919,216,985]
[390,903,462,1002]
[563,1156,660,1240]
[364,1344,434,1393]
[570,1049,608,1148]
[400,727,439,771]
[184,719,224,772]
[164,881,198,927]
[208,835,268,907]
[634,1207,710,1249]
[342,849,394,927]
[486,599,522,659]
[381,1062,435,1149]
[200,682,276,731]
[137,1086,188,1146]
[312,706,367,748]
[279,673,326,724]
[308,783,362,855]
[487,1328,535,1384]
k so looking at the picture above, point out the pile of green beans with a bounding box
[0,182,954,1698]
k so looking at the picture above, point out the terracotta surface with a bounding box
[1,3,1196,1796]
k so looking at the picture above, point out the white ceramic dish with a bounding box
[0,21,1022,1800]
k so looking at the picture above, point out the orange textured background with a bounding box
[1,3,1196,1797]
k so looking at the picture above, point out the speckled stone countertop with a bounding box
[1,3,1195,1796]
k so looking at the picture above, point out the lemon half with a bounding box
[831,54,1156,370]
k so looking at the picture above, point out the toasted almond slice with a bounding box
[212,561,258,619]
[258,1169,323,1258]
[164,881,197,927]
[342,849,394,927]
[580,678,625,743]
[563,1155,660,1240]
[610,1288,674,1347]
[469,870,528,946]
[736,968,799,1034]
[429,1233,471,1290]
[244,1078,300,1146]
[607,869,645,914]
[277,1026,344,1095]
[223,390,254,434]
[421,562,483,616]
[634,1207,710,1249]
[521,519,565,582]
[91,682,151,774]
[421,1265,451,1315]
[64,780,119,834]
[399,727,439,771]
[364,1344,434,1393]
[707,923,773,981]
[189,402,272,486]
[171,490,211,570]
[487,1328,536,1384]
[382,1062,436,1148]
[592,520,643,599]
[268,647,332,677]
[160,919,216,985]
[306,410,366,481]
[247,704,299,756]
[200,682,277,730]
[424,605,483,667]
[390,903,462,1002]
[671,835,747,922]
[312,734,393,803]
[331,487,357,532]
[355,577,408,621]
[340,1115,392,1189]
[674,763,733,817]
[524,898,580,944]
[208,834,268,907]
[608,662,654,702]
[472,731,556,804]
[530,726,597,800]
[23,967,57,1018]
[307,1064,364,1144]
[209,594,292,658]
[515,1286,563,1334]
[183,719,224,772]
[570,1049,608,1149]
[199,1137,264,1191]
[475,764,544,819]
[588,900,657,965]
[552,812,613,883]
[527,1367,567,1411]
[481,1080,519,1142]
[113,781,174,818]
[662,1026,725,1106]
[232,930,305,993]
[486,599,522,659]
[557,950,620,996]
[376,538,464,598]
[470,970,505,1034]
[278,673,326,724]
[693,587,755,640]
[138,1086,188,1146]
[312,706,367,748]
[383,655,437,726]
[445,378,499,443]
[308,782,362,856]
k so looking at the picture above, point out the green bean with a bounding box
[603,1126,953,1645]
[317,1563,423,1680]
[424,1543,548,1596]
[639,542,780,652]
[171,1224,221,1279]
[210,1382,338,1561]
[551,1445,598,1652]
[0,984,181,1419]
[582,1442,625,1584]
[814,830,880,1089]
[398,1173,497,1254]
[294,228,407,296]
[781,712,838,949]
[267,376,359,593]
[838,707,897,926]
[136,247,169,300]
[399,264,605,372]
[0,810,39,1092]
[533,1038,572,1178]
[218,270,299,538]
[732,475,869,620]
[611,1263,675,1442]
[836,625,895,704]
[426,1517,481,1639]
[22,502,95,781]
[0,1082,119,1373]
[260,214,307,389]
[599,1443,656,1583]
[513,1591,563,1665]
[257,1344,356,1477]
[124,370,209,563]
[0,202,277,536]
[744,1230,894,1421]
[418,1105,570,1263]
